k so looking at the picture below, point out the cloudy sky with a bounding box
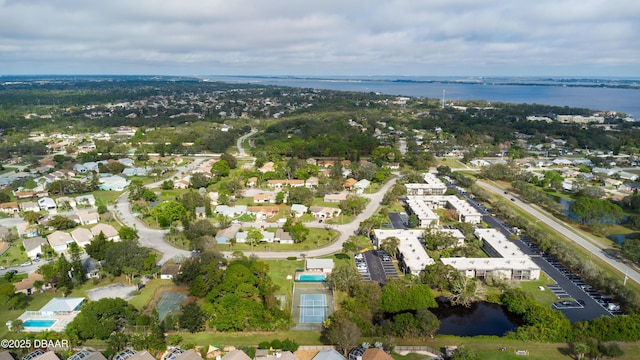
[1,0,639,77]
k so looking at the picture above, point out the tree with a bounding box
[326,264,361,292]
[379,237,399,258]
[571,342,589,360]
[184,219,217,251]
[449,276,479,307]
[451,346,479,360]
[68,242,86,284]
[423,229,458,250]
[246,228,263,250]
[323,311,361,356]
[66,298,138,340]
[339,195,368,216]
[118,225,139,241]
[151,200,187,227]
[570,197,624,226]
[103,240,154,277]
[23,211,40,224]
[190,173,210,189]
[283,218,309,243]
[48,215,78,230]
[85,232,113,261]
[211,160,230,178]
[287,187,313,206]
[380,280,437,313]
[180,302,206,333]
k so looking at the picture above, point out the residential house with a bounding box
[0,351,15,360]
[323,192,348,203]
[16,222,39,238]
[361,348,394,360]
[122,167,149,177]
[246,177,258,187]
[305,176,319,188]
[118,158,135,167]
[305,258,334,273]
[312,350,345,360]
[70,228,93,248]
[56,196,77,209]
[0,201,19,215]
[160,264,181,280]
[68,350,107,360]
[76,210,100,225]
[23,236,48,259]
[215,224,241,244]
[253,193,275,204]
[73,164,88,173]
[48,231,74,252]
[221,350,251,360]
[267,179,305,189]
[214,205,247,217]
[248,206,279,219]
[14,190,48,200]
[258,161,275,173]
[14,272,45,295]
[173,179,190,189]
[236,230,275,243]
[343,178,357,190]
[83,258,101,279]
[309,206,341,220]
[19,201,40,213]
[38,197,57,212]
[90,223,120,241]
[163,349,202,360]
[75,194,96,207]
[195,206,206,219]
[354,179,371,193]
[275,229,294,244]
[99,175,129,191]
[290,204,308,217]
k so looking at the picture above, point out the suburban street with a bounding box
[477,180,640,286]
[236,128,257,158]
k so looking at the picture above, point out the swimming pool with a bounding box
[298,274,326,282]
[23,319,57,328]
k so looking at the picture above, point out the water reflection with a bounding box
[432,297,522,336]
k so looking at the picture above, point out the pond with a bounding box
[607,232,640,245]
[431,297,523,337]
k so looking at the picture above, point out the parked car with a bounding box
[20,261,32,267]
[7,269,18,275]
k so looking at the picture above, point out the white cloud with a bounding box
[0,0,638,75]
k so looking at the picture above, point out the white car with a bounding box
[20,261,32,267]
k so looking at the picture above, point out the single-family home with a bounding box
[258,162,275,173]
[14,272,45,295]
[313,350,345,360]
[90,223,120,241]
[309,206,341,220]
[267,179,305,189]
[305,258,334,273]
[160,264,181,280]
[118,158,136,167]
[19,201,40,213]
[290,204,308,217]
[343,178,357,191]
[221,350,251,360]
[248,206,279,219]
[246,177,258,187]
[173,179,190,189]
[215,224,241,244]
[253,192,275,203]
[305,177,319,188]
[69,350,107,360]
[75,194,96,207]
[122,167,149,177]
[354,179,371,193]
[0,201,19,215]
[236,230,275,243]
[214,205,247,217]
[23,236,48,259]
[38,197,57,211]
[99,175,129,191]
[16,222,40,238]
[323,192,348,203]
[73,164,88,173]
[275,229,294,244]
[208,191,219,205]
[70,227,93,248]
[82,258,101,279]
[47,231,74,252]
[76,210,100,225]
[56,196,77,209]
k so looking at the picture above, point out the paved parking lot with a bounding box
[356,250,400,284]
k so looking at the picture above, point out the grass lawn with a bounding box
[227,228,337,253]
[91,190,124,206]
[0,242,29,267]
[0,291,58,338]
[265,259,303,306]
[128,278,178,310]
[516,273,560,306]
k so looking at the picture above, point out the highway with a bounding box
[477,180,640,286]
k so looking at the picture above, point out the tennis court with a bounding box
[156,291,187,320]
[291,282,334,330]
[299,294,327,323]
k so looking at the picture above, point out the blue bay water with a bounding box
[206,76,640,117]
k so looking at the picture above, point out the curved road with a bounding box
[236,128,258,158]
[478,180,640,285]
